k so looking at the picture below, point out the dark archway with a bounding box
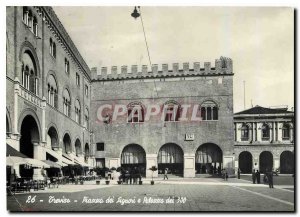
[19,115,40,177]
[20,115,39,158]
[121,144,146,176]
[47,126,58,150]
[195,143,222,174]
[63,134,71,154]
[280,151,294,174]
[158,143,183,176]
[239,151,253,174]
[84,143,89,163]
[75,139,82,157]
[259,151,273,173]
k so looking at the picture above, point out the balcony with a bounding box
[19,86,42,108]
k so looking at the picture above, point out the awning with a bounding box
[74,158,90,168]
[6,144,28,158]
[6,156,50,168]
[25,158,50,168]
[42,160,61,168]
[7,156,27,166]
[62,156,75,166]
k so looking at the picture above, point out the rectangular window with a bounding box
[96,143,104,151]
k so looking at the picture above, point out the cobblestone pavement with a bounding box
[7,178,294,212]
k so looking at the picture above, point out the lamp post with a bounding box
[131,6,158,97]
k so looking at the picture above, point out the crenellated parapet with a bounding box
[91,56,233,81]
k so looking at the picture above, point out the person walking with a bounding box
[225,170,228,181]
[256,170,261,184]
[237,168,241,179]
[267,170,274,188]
[163,168,168,180]
[252,169,256,184]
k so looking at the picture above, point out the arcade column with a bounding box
[146,154,158,178]
[183,153,195,178]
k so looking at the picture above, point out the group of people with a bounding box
[252,169,274,188]
[118,167,142,184]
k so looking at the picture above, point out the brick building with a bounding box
[6,6,94,179]
[90,58,235,178]
[234,106,294,174]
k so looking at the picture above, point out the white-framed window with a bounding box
[282,124,290,140]
[241,124,249,141]
[261,124,270,140]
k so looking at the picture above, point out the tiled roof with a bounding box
[235,105,293,115]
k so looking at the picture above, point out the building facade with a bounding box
[90,58,235,178]
[6,6,94,179]
[234,106,294,174]
[7,6,293,180]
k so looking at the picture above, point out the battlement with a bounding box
[91,56,233,81]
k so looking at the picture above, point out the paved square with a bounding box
[7,177,294,212]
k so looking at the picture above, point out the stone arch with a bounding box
[199,98,219,108]
[47,124,59,149]
[19,115,40,158]
[195,143,223,174]
[46,70,59,91]
[18,108,42,141]
[84,143,90,163]
[158,143,184,175]
[121,144,146,176]
[238,151,253,173]
[75,138,82,156]
[62,86,71,101]
[62,132,72,154]
[259,151,273,173]
[280,151,294,174]
[19,41,40,77]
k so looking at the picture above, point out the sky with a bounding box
[53,7,294,113]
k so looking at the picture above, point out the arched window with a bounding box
[28,10,33,30]
[49,38,56,58]
[261,124,270,140]
[241,124,249,141]
[63,89,71,117]
[33,16,38,36]
[282,124,290,140]
[127,102,145,123]
[47,74,58,108]
[49,38,53,55]
[200,100,218,121]
[65,58,70,74]
[53,42,56,58]
[84,108,89,129]
[22,7,29,25]
[163,100,180,122]
[21,51,38,95]
[75,99,81,124]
